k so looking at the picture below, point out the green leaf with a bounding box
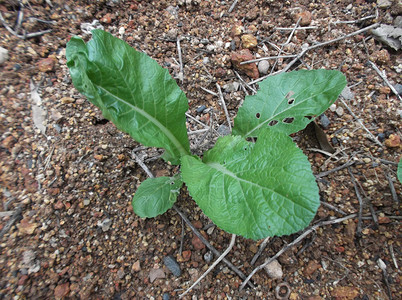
[181,129,319,240]
[233,69,347,138]
[398,158,402,184]
[132,175,182,218]
[66,30,190,164]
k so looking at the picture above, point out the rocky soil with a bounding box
[0,0,401,299]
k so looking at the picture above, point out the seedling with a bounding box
[66,30,346,240]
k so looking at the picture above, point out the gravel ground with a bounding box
[0,0,401,299]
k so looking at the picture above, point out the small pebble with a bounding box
[204,251,213,263]
[377,132,386,142]
[341,86,354,100]
[230,39,236,50]
[163,255,181,277]
[202,57,209,64]
[258,60,270,75]
[329,104,337,112]
[162,293,170,300]
[196,105,207,113]
[217,124,231,136]
[393,83,402,95]
[0,47,9,65]
[264,259,283,279]
[335,106,344,116]
[320,114,330,129]
[98,218,112,232]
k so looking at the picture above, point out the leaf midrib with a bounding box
[206,161,313,212]
[97,85,189,157]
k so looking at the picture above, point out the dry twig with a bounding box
[251,23,379,85]
[179,234,236,298]
[369,60,402,102]
[240,214,357,290]
[315,160,355,178]
[250,236,270,265]
[216,83,232,132]
[347,167,364,237]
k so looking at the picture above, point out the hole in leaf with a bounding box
[256,113,261,119]
[244,147,247,151]
[170,181,175,185]
[304,115,315,120]
[287,98,295,105]
[268,120,278,126]
[282,117,294,124]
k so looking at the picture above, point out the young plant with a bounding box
[66,30,346,240]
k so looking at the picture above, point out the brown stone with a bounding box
[241,34,258,49]
[38,57,57,72]
[370,49,390,64]
[378,86,390,94]
[231,22,244,37]
[1,135,16,149]
[295,11,312,26]
[191,234,206,250]
[385,134,401,148]
[101,13,113,24]
[54,282,70,299]
[181,250,191,261]
[230,49,259,79]
[132,260,141,272]
[18,275,28,286]
[303,260,321,277]
[19,218,38,235]
[331,286,359,300]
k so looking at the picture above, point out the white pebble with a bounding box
[0,47,9,65]
[264,258,283,279]
[258,60,270,75]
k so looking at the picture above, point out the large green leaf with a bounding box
[66,30,190,164]
[132,175,182,218]
[398,158,402,184]
[181,129,319,240]
[233,69,347,138]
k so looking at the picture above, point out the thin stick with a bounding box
[348,167,363,237]
[315,160,355,178]
[177,37,184,83]
[234,70,257,94]
[240,55,297,65]
[216,83,232,131]
[274,26,318,31]
[331,14,377,25]
[0,211,15,217]
[15,7,23,34]
[0,207,22,239]
[368,60,402,102]
[250,236,270,265]
[389,244,398,269]
[385,172,399,203]
[280,23,379,74]
[240,214,357,290]
[179,234,236,298]
[338,97,383,147]
[0,12,52,39]
[320,201,347,215]
[200,86,218,97]
[270,17,301,74]
[173,205,255,289]
[132,151,154,178]
[228,0,238,13]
